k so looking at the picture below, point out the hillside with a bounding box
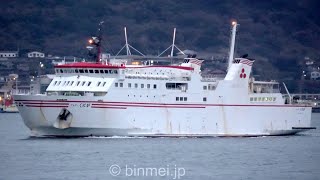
[1,0,320,81]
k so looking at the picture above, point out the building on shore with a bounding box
[0,51,19,58]
[27,51,45,58]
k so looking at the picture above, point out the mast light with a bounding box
[88,37,100,45]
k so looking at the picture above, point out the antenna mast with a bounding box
[158,28,184,57]
[124,27,131,56]
[115,27,145,56]
[97,21,104,63]
[88,21,104,63]
[170,28,176,57]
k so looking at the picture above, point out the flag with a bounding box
[239,58,254,66]
[189,59,204,66]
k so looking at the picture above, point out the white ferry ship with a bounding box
[14,22,314,137]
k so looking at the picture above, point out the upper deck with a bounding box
[53,60,197,80]
[46,59,200,94]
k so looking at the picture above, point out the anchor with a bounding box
[54,108,73,129]
[58,109,71,121]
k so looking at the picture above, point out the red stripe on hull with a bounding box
[92,105,205,108]
[26,105,69,108]
[24,102,69,105]
[17,100,311,108]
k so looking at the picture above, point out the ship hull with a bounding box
[14,95,312,137]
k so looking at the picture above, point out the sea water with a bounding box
[0,113,319,180]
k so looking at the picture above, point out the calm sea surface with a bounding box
[0,113,319,180]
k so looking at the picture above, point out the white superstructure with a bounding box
[14,22,314,137]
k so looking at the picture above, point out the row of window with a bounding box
[126,75,169,80]
[115,82,157,89]
[129,72,170,75]
[203,85,216,90]
[122,95,207,103]
[0,54,17,57]
[166,83,188,90]
[250,97,276,102]
[176,97,188,101]
[29,53,44,57]
[52,80,107,87]
[56,68,118,74]
[176,97,209,102]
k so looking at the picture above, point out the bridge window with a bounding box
[100,70,104,73]
[203,86,207,90]
[128,83,131,88]
[97,82,101,86]
[89,69,94,73]
[84,69,88,73]
[166,83,188,90]
[120,83,123,87]
[71,81,74,86]
[115,83,118,87]
[88,82,92,86]
[153,84,157,89]
[141,84,144,88]
[102,82,106,86]
[147,84,150,89]
[76,81,80,86]
[95,69,99,73]
[135,83,138,88]
[104,70,109,74]
[203,97,207,102]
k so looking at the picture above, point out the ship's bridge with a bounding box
[46,62,125,96]
[53,62,126,77]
